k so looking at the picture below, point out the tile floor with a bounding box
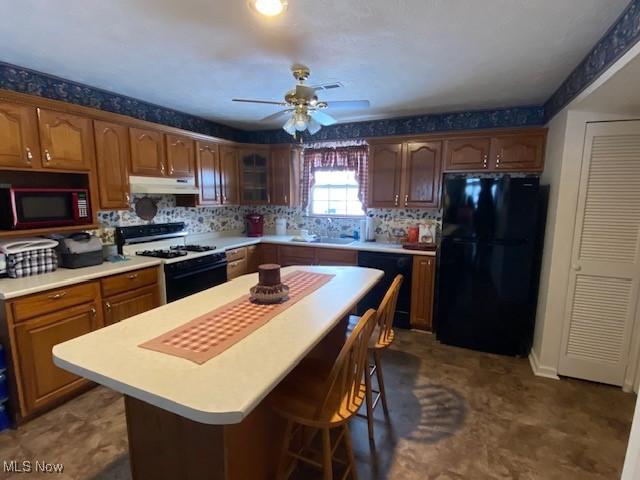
[0,331,635,479]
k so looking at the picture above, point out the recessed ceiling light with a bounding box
[250,0,288,17]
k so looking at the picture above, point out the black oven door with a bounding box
[164,255,228,303]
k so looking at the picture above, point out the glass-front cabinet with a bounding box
[240,148,270,204]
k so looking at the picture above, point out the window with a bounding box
[310,170,365,216]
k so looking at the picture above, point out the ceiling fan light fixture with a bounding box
[283,116,296,135]
[251,0,287,17]
[307,117,321,135]
[294,111,308,131]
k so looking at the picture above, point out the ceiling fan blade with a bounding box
[310,110,337,126]
[261,109,294,122]
[295,85,316,99]
[232,98,287,106]
[307,117,322,135]
[324,100,370,110]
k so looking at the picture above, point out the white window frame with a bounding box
[308,170,365,218]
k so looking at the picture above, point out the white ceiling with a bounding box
[0,0,630,130]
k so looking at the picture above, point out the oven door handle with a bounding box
[168,264,227,281]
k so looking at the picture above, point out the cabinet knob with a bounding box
[104,301,112,311]
[160,163,166,175]
[404,194,408,207]
[90,306,97,318]
[48,291,67,300]
[394,194,399,207]
[496,154,501,167]
[125,193,131,204]
[284,194,288,204]
[25,147,33,163]
[483,154,488,168]
[44,149,53,163]
[128,273,139,280]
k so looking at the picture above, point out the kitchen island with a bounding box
[53,265,383,479]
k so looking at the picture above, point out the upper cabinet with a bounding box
[129,127,166,176]
[402,141,442,208]
[37,108,94,171]
[368,141,442,209]
[94,120,131,210]
[443,137,491,171]
[490,134,545,171]
[368,143,404,207]
[270,145,301,207]
[0,102,40,169]
[165,134,195,178]
[220,146,240,205]
[196,140,221,205]
[240,148,270,204]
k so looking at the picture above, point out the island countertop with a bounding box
[53,266,383,425]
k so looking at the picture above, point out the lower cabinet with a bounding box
[276,244,358,267]
[246,245,260,273]
[103,284,161,326]
[13,298,102,416]
[259,243,278,265]
[2,266,161,420]
[410,256,436,331]
[226,247,249,280]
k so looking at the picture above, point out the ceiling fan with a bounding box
[232,65,370,136]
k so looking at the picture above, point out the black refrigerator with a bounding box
[436,175,546,356]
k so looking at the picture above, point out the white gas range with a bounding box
[115,223,228,302]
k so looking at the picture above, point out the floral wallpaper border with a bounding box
[1,1,639,142]
[544,0,640,120]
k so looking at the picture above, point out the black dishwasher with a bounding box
[357,251,413,328]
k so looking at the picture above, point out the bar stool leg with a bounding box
[322,428,333,480]
[373,350,389,417]
[343,424,358,480]
[277,419,294,480]
[363,354,375,444]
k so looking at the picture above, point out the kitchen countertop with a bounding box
[0,234,434,300]
[53,266,384,425]
[0,256,162,300]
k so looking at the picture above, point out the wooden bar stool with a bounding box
[271,308,377,480]
[348,274,403,443]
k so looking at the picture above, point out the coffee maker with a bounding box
[246,213,264,237]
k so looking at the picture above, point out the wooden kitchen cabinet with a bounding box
[129,127,166,176]
[226,247,248,280]
[13,300,102,416]
[37,108,94,171]
[490,134,545,171]
[270,145,301,207]
[220,145,241,205]
[240,148,271,204]
[94,120,131,210]
[103,284,160,326]
[259,243,278,265]
[277,245,316,267]
[0,101,41,169]
[402,141,442,208]
[410,255,436,331]
[443,137,491,172]
[246,245,260,273]
[101,267,159,298]
[196,140,222,205]
[165,134,195,178]
[315,248,358,266]
[368,143,404,207]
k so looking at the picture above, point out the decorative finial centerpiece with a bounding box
[250,264,290,304]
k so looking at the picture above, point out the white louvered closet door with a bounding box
[559,121,640,385]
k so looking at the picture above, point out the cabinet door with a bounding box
[94,120,131,210]
[14,301,102,416]
[0,102,40,168]
[246,245,260,273]
[259,243,278,265]
[38,108,94,170]
[240,149,271,204]
[402,141,442,208]
[368,143,403,207]
[490,135,545,171]
[410,256,435,331]
[270,146,299,206]
[443,138,491,171]
[315,248,358,266]
[103,285,160,326]
[196,141,221,205]
[130,127,166,176]
[277,245,316,267]
[220,146,240,205]
[166,134,195,178]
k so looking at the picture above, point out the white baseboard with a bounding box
[528,349,560,380]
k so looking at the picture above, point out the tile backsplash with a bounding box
[96,195,441,243]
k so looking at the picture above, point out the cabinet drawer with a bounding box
[226,247,247,262]
[101,267,158,297]
[316,248,358,266]
[227,258,248,280]
[11,281,100,323]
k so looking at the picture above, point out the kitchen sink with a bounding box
[291,237,355,245]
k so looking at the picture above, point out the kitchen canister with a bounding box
[275,218,287,236]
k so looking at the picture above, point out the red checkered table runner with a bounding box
[139,270,335,364]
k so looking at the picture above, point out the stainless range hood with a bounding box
[129,176,199,195]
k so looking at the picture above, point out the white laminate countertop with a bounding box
[53,266,384,425]
[0,256,163,300]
